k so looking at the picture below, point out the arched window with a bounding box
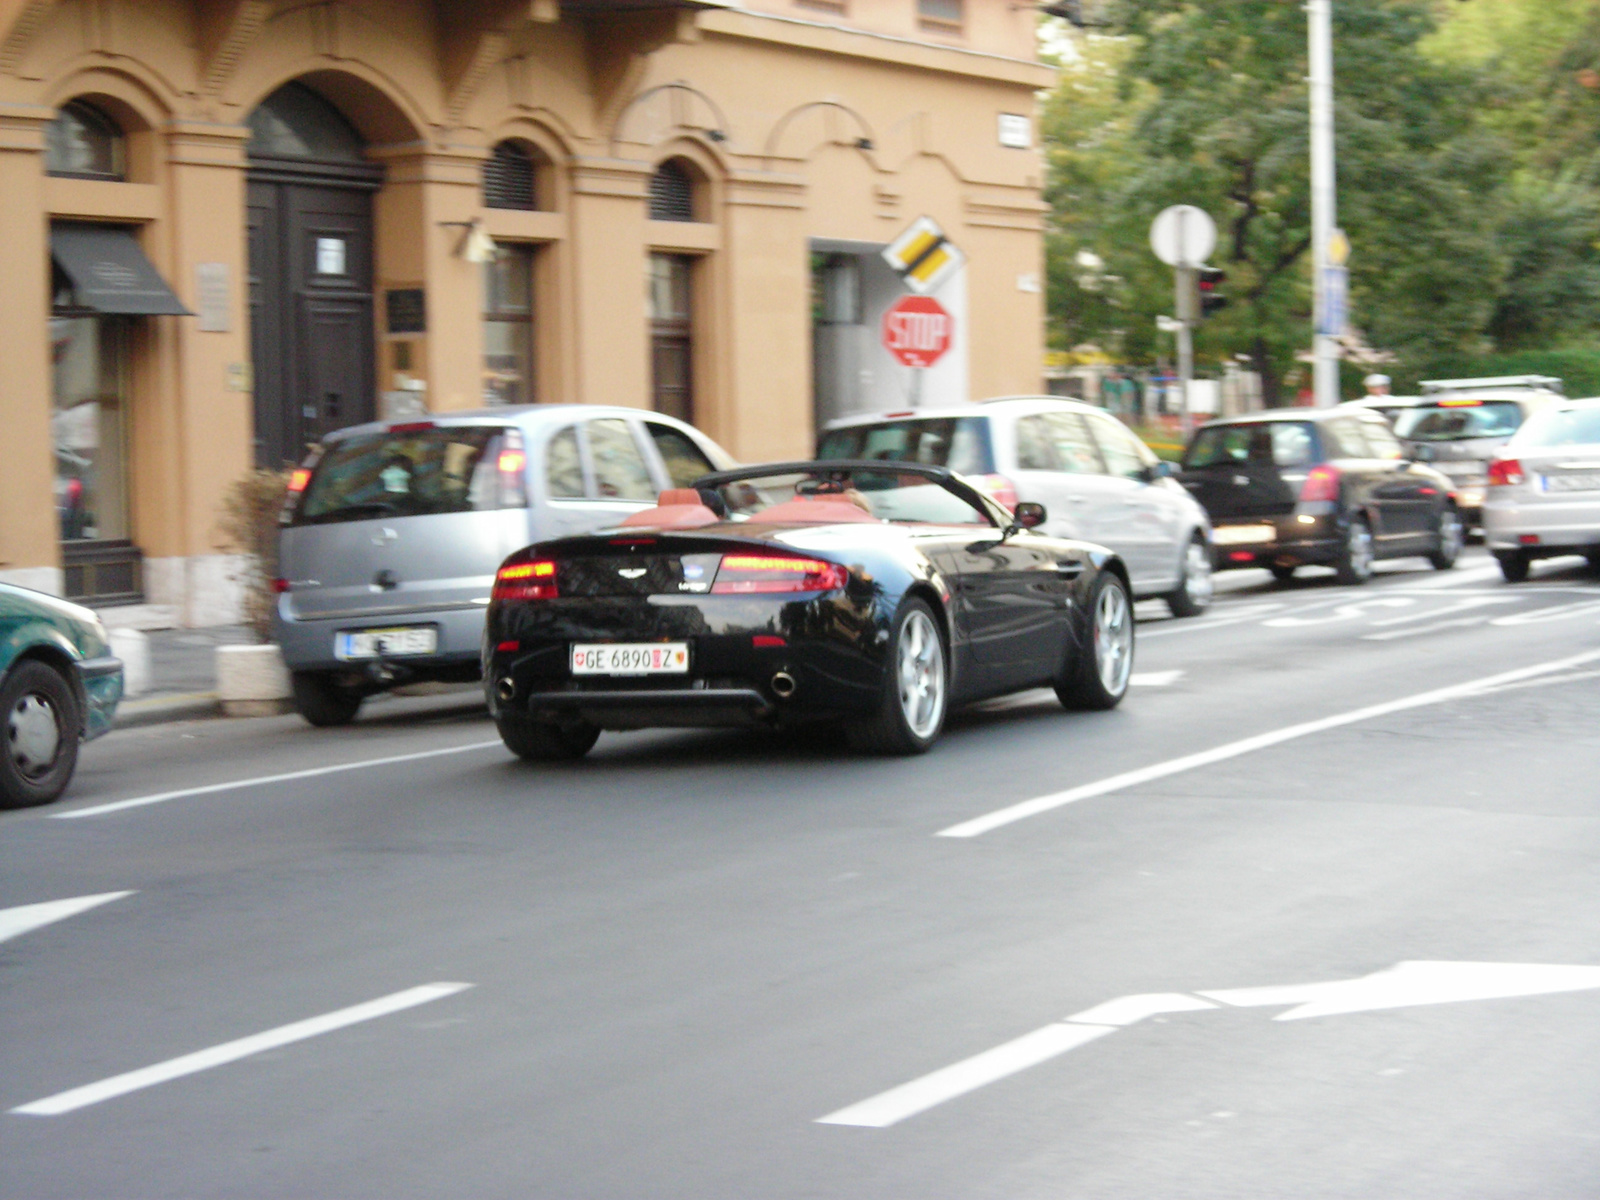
[649,159,698,222]
[46,100,124,180]
[246,82,366,162]
[483,140,546,210]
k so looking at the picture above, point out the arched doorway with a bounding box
[246,82,381,467]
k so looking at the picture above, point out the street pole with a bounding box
[1175,266,1196,437]
[1308,0,1340,407]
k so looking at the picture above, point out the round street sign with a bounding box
[882,295,953,368]
[1149,205,1217,268]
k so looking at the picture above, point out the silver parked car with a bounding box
[275,405,735,725]
[1483,397,1600,582]
[1393,376,1565,528]
[818,397,1215,615]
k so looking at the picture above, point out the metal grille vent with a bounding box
[649,160,696,222]
[484,141,536,210]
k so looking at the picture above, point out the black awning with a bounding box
[50,225,192,316]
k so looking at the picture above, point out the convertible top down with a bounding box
[483,461,1134,758]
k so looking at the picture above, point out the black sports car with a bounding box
[482,461,1134,759]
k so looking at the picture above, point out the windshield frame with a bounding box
[692,460,1009,530]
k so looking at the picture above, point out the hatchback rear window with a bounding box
[1394,401,1523,442]
[294,426,511,525]
[1185,422,1315,469]
[1514,406,1600,448]
[817,417,994,475]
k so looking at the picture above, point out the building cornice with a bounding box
[696,9,1055,90]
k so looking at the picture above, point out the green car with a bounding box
[0,583,123,809]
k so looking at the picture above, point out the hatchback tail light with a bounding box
[711,554,849,594]
[492,560,558,602]
[1488,457,1525,487]
[496,429,529,509]
[973,474,1019,511]
[1299,464,1341,503]
[278,449,323,525]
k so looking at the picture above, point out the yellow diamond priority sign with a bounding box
[882,216,965,295]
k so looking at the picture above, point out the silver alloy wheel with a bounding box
[1438,508,1464,560]
[1183,539,1214,608]
[1347,520,1374,578]
[8,693,62,780]
[1094,581,1134,696]
[896,608,946,740]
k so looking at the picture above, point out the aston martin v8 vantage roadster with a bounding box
[482,461,1134,759]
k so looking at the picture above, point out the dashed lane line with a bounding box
[52,741,504,820]
[936,647,1600,839]
[0,892,133,946]
[10,982,473,1116]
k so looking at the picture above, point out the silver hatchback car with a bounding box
[1483,397,1600,581]
[818,397,1215,616]
[275,405,734,724]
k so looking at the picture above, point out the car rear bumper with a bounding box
[1483,495,1600,554]
[74,655,122,740]
[518,686,776,730]
[274,604,486,681]
[1210,515,1342,571]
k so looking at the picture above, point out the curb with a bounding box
[113,692,221,730]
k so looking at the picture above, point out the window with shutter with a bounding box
[649,160,697,222]
[483,141,537,210]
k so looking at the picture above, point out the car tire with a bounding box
[497,715,600,761]
[1333,516,1375,586]
[846,597,947,755]
[1056,571,1134,711]
[291,671,364,727]
[1,660,80,809]
[1585,549,1600,574]
[1165,534,1214,618]
[1269,563,1297,583]
[1495,550,1531,583]
[1428,505,1463,571]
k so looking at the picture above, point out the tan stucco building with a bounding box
[0,0,1050,625]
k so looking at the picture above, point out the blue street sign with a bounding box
[1318,265,1348,337]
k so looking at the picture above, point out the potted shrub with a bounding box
[215,470,292,716]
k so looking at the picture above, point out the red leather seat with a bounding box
[618,489,720,529]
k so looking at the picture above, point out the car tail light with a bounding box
[711,555,849,594]
[1299,464,1341,503]
[973,474,1019,511]
[496,640,520,653]
[1488,457,1524,487]
[272,578,291,594]
[496,429,529,509]
[278,449,323,525]
[389,421,437,433]
[752,635,787,647]
[492,560,557,602]
[287,467,311,494]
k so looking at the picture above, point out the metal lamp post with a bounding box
[1309,0,1341,407]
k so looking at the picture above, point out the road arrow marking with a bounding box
[0,892,133,946]
[11,982,473,1116]
[1203,960,1600,1022]
[817,961,1600,1128]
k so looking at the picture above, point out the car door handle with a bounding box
[1232,475,1251,487]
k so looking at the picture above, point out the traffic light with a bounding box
[1197,266,1228,318]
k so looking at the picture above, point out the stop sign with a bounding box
[882,295,953,368]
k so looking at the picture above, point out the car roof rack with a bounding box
[1419,375,1564,395]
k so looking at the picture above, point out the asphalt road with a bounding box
[5,547,1600,1199]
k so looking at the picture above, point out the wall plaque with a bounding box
[387,288,426,334]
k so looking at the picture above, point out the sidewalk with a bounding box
[111,625,255,728]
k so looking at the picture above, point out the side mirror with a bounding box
[1142,460,1177,482]
[1012,501,1047,529]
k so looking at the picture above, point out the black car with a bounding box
[1177,409,1464,583]
[483,462,1135,759]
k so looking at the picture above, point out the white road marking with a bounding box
[1397,564,1503,590]
[819,961,1600,1128]
[52,741,504,819]
[1474,668,1600,695]
[937,647,1600,838]
[1364,596,1519,627]
[1362,616,1492,641]
[1491,599,1600,626]
[0,892,133,946]
[1129,670,1184,687]
[10,982,473,1116]
[1139,602,1288,639]
[1263,597,1415,627]
[1203,960,1600,1022]
[815,1022,1115,1128]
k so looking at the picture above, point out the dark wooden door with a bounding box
[247,178,375,467]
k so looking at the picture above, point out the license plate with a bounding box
[571,642,689,676]
[335,627,437,660]
[1542,473,1600,493]
[1212,524,1276,546]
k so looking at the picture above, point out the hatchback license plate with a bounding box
[1212,524,1277,546]
[1542,473,1600,493]
[336,627,437,660]
[571,643,689,675]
